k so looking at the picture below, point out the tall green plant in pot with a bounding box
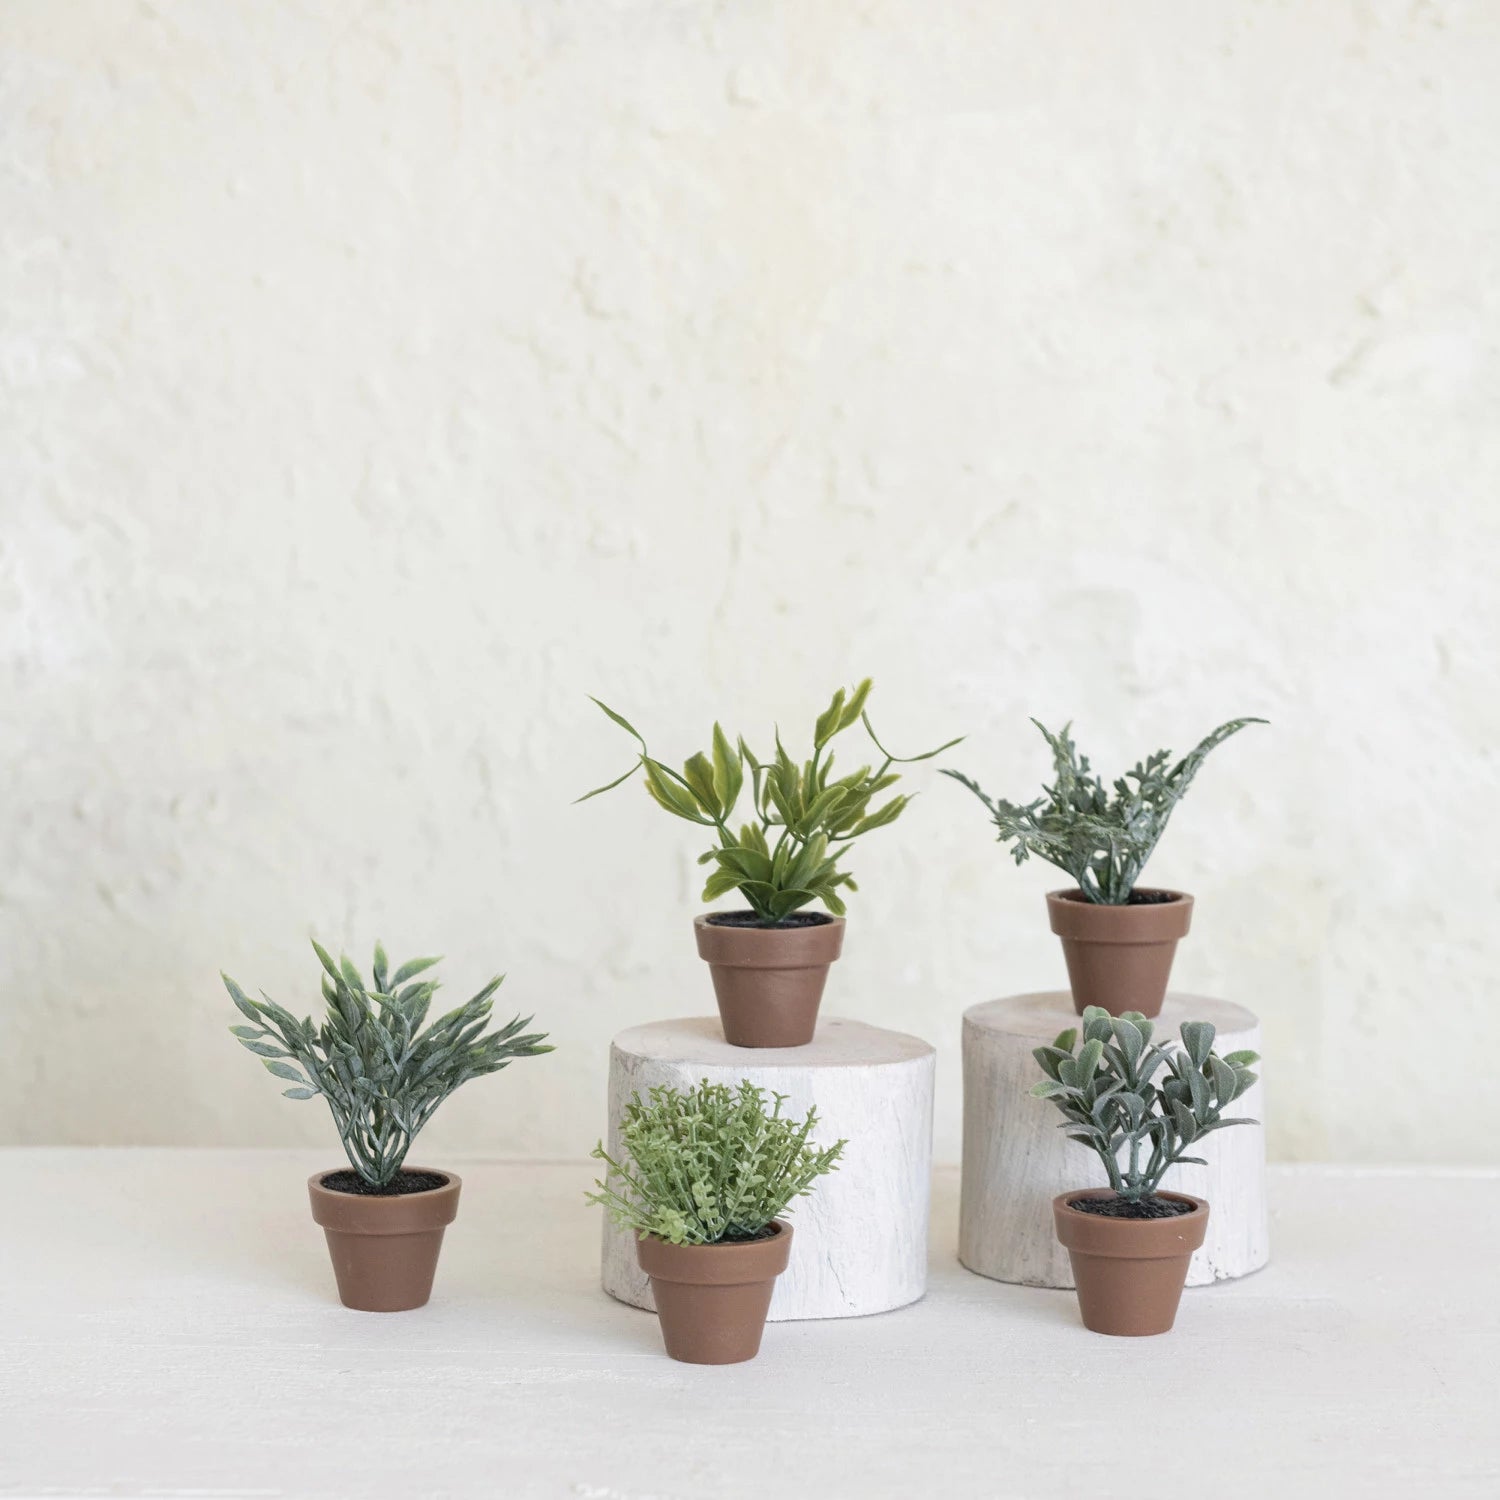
[580,680,960,1046]
[943,716,1264,1016]
[1033,1006,1260,1335]
[589,1079,846,1363]
[224,940,552,1311]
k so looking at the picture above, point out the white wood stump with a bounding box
[602,1016,935,1321]
[960,992,1269,1289]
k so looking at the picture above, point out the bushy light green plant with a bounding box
[588,1079,846,1245]
[224,941,552,1188]
[942,716,1265,904]
[579,679,961,925]
[1031,1006,1259,1202]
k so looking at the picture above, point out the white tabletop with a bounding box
[1,1150,1494,1499]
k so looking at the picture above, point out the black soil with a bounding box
[706,910,835,930]
[1069,1195,1196,1220]
[320,1169,449,1197]
[1061,889,1181,906]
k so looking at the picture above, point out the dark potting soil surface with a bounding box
[1060,889,1181,906]
[705,910,835,930]
[320,1169,449,1197]
[1069,1195,1196,1219]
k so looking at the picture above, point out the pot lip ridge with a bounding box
[307,1165,462,1233]
[1052,1187,1210,1257]
[635,1218,794,1284]
[1053,1187,1207,1221]
[1046,887,1193,941]
[693,911,845,967]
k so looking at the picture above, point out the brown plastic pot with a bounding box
[693,914,845,1047]
[1046,888,1193,1018]
[1053,1189,1208,1335]
[307,1168,461,1312]
[637,1220,793,1363]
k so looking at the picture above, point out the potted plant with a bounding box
[1032,1005,1259,1335]
[943,716,1264,1016]
[588,1078,845,1363]
[223,940,552,1311]
[579,679,960,1045]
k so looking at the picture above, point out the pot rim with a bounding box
[694,912,845,968]
[636,1218,794,1285]
[1052,1188,1209,1258]
[1046,888,1193,942]
[308,1165,462,1234]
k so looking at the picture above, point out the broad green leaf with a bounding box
[850,795,908,836]
[643,759,708,822]
[1180,1021,1215,1069]
[682,752,720,817]
[813,689,847,749]
[837,678,873,731]
[392,955,441,986]
[263,1060,306,1083]
[711,723,743,813]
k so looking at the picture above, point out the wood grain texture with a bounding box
[960,992,1269,1288]
[601,1016,935,1320]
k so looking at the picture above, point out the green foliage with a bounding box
[579,680,962,924]
[943,716,1265,903]
[225,941,553,1188]
[1030,1005,1260,1201]
[587,1079,846,1245]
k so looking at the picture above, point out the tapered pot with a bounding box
[1053,1189,1208,1335]
[1046,888,1193,1018]
[637,1220,794,1363]
[307,1168,461,1312]
[693,914,845,1047]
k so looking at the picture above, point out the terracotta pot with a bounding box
[637,1220,793,1363]
[1053,1189,1208,1335]
[1046,888,1193,1018]
[307,1167,461,1312]
[693,914,845,1047]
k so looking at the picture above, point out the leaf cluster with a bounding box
[579,680,961,924]
[943,716,1265,904]
[225,941,552,1188]
[1031,1006,1259,1201]
[587,1079,846,1245]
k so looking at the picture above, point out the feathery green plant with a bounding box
[224,941,552,1189]
[1031,1006,1259,1202]
[588,1079,846,1245]
[578,679,962,925]
[942,716,1265,904]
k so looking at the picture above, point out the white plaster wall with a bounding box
[3,1,1497,1166]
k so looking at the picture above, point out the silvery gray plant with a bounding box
[1031,1006,1259,1202]
[943,717,1265,904]
[224,941,552,1189]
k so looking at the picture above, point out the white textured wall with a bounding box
[3,2,1497,1166]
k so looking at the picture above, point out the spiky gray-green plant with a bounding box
[588,1079,846,1245]
[1031,1006,1259,1202]
[578,679,962,925]
[942,716,1265,904]
[224,942,552,1189]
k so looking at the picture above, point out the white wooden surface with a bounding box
[2,1150,1498,1500]
[602,1016,935,1319]
[961,992,1270,1287]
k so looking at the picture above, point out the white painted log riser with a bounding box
[959,993,1270,1290]
[601,1017,936,1322]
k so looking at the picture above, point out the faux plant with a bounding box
[224,941,552,1188]
[579,679,961,925]
[1031,1005,1259,1203]
[588,1079,846,1245]
[942,716,1265,904]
